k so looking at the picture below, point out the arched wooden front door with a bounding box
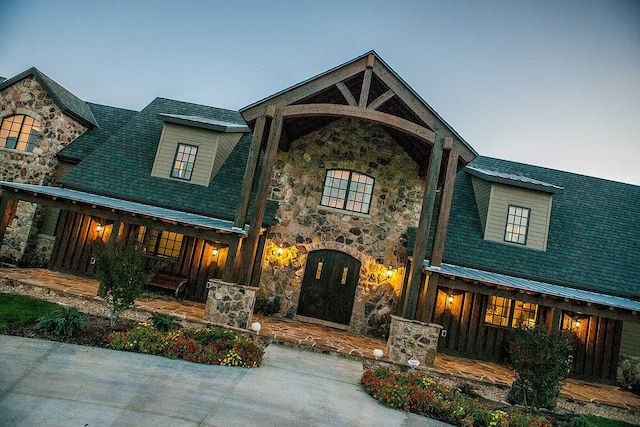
[297,250,360,325]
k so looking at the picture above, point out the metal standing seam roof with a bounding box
[425,261,640,312]
[466,166,564,193]
[0,181,250,235]
[157,114,250,133]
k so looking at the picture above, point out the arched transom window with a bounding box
[0,114,41,152]
[320,169,374,214]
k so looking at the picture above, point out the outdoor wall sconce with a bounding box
[212,248,219,257]
[386,267,393,278]
[96,224,104,233]
[447,294,454,304]
[277,247,284,256]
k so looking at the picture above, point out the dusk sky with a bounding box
[2,0,639,185]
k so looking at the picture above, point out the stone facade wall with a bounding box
[204,279,256,330]
[259,118,425,335]
[0,75,88,260]
[386,315,442,369]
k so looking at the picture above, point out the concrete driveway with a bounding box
[0,335,449,426]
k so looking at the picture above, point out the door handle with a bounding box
[341,267,348,284]
[316,262,323,279]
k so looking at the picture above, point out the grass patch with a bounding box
[0,293,61,331]
[583,414,638,427]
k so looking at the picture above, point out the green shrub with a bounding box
[508,325,573,411]
[568,414,588,427]
[253,295,281,316]
[96,243,150,327]
[38,306,85,337]
[148,312,181,332]
[618,357,640,395]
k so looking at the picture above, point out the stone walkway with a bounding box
[1,267,639,412]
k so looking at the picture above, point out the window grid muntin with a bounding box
[0,115,41,152]
[484,296,512,327]
[320,169,374,214]
[511,300,538,328]
[170,143,198,181]
[504,205,530,245]
[145,229,183,258]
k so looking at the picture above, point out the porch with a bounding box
[1,267,639,412]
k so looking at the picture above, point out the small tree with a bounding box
[97,243,149,327]
[508,324,573,411]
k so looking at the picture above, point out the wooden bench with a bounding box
[148,271,188,297]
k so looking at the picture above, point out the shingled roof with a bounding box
[59,97,277,227]
[0,67,98,128]
[58,103,138,163]
[408,156,640,299]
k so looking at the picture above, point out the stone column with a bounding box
[386,315,442,369]
[204,279,257,330]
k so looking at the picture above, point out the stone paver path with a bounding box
[2,267,639,412]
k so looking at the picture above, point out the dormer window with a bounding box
[320,169,374,214]
[171,143,198,181]
[0,114,41,152]
[504,205,530,245]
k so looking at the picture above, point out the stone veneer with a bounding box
[386,315,442,369]
[1,75,87,260]
[204,279,256,330]
[259,118,426,335]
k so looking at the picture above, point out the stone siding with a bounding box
[204,279,256,330]
[1,75,88,260]
[386,315,442,369]
[259,118,425,335]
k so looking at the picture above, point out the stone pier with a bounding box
[386,315,442,369]
[203,279,256,330]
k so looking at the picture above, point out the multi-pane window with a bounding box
[504,205,530,245]
[485,296,538,327]
[485,296,512,327]
[0,115,41,152]
[170,143,198,181]
[320,169,374,214]
[143,228,183,258]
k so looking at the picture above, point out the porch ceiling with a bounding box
[425,262,640,313]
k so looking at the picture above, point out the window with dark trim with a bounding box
[0,114,41,152]
[170,143,198,181]
[320,169,374,214]
[504,205,530,245]
[143,228,183,258]
[484,295,538,328]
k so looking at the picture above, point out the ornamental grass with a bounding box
[108,322,263,368]
[361,368,552,427]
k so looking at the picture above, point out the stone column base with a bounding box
[203,279,256,330]
[386,315,442,370]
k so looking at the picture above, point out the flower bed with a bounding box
[361,368,552,427]
[108,322,263,368]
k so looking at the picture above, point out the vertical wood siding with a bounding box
[432,284,623,382]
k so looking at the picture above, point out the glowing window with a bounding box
[485,296,512,327]
[171,143,198,181]
[145,229,183,258]
[485,296,538,328]
[320,169,374,214]
[0,115,41,152]
[504,205,530,245]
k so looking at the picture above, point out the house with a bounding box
[1,52,638,383]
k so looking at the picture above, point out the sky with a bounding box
[1,0,639,185]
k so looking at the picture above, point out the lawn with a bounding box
[0,293,61,330]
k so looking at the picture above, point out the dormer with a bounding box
[151,114,249,186]
[467,166,563,251]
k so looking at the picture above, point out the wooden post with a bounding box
[429,138,458,267]
[234,115,267,228]
[249,233,267,288]
[0,195,12,247]
[108,219,121,248]
[238,107,284,285]
[551,308,562,331]
[222,236,241,282]
[403,136,444,319]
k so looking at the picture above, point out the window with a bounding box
[0,114,41,152]
[504,205,530,245]
[485,296,538,327]
[170,143,198,180]
[320,169,374,214]
[142,228,183,258]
